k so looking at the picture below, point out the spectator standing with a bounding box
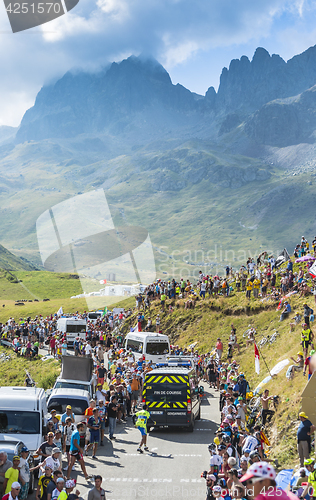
[216,339,223,361]
[87,475,106,500]
[107,396,118,441]
[297,412,315,467]
[18,447,30,500]
[0,452,12,498]
[3,457,21,494]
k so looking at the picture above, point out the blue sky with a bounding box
[1,0,316,126]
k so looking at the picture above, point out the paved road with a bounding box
[35,349,220,499]
[60,386,220,500]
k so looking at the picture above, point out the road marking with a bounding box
[102,478,204,483]
[121,453,203,457]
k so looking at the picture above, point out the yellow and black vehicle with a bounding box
[142,360,203,431]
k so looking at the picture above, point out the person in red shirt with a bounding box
[303,350,315,380]
[216,338,223,361]
[49,337,56,356]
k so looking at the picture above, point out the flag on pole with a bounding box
[254,342,260,374]
[309,261,316,278]
[102,306,107,317]
[57,306,63,317]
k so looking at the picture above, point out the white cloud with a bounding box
[0,0,315,125]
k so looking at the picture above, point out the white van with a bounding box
[47,389,90,423]
[0,387,48,458]
[87,311,103,324]
[57,317,87,346]
[124,332,170,364]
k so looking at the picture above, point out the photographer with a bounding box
[201,471,216,500]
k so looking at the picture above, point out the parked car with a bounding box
[0,436,35,492]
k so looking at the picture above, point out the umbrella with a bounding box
[295,254,316,262]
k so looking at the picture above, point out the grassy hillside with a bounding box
[0,244,38,271]
[119,268,311,467]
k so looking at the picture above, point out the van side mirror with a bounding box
[198,386,204,395]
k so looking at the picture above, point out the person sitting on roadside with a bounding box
[279,301,291,321]
[290,311,302,332]
[287,352,304,380]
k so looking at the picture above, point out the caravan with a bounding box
[124,332,170,364]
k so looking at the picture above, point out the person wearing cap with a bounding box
[3,457,21,495]
[290,311,302,331]
[59,479,80,500]
[1,480,21,500]
[240,461,296,500]
[134,404,155,453]
[18,447,30,500]
[30,448,62,474]
[301,323,314,360]
[51,477,64,500]
[47,470,63,500]
[36,432,55,459]
[204,473,216,500]
[36,465,53,500]
[297,412,315,466]
[279,301,291,321]
[87,475,106,500]
[61,406,75,427]
[304,350,316,379]
[288,352,304,379]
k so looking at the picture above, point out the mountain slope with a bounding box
[0,47,316,267]
[0,243,38,271]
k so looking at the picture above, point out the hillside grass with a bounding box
[0,346,60,389]
[120,271,311,468]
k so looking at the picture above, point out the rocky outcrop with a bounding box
[246,85,316,147]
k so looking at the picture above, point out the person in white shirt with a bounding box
[18,448,30,500]
[85,342,92,357]
[95,384,106,403]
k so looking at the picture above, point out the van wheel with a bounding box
[188,416,194,432]
[196,406,201,420]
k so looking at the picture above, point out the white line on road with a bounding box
[102,478,204,483]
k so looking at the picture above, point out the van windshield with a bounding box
[48,398,88,415]
[88,314,100,320]
[0,411,40,434]
[146,342,169,355]
[126,339,143,353]
[146,383,187,402]
[54,382,89,392]
[66,324,86,333]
